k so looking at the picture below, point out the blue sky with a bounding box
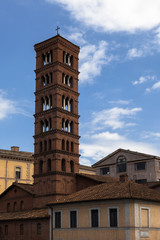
[1,0,160,165]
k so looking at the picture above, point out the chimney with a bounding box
[11,146,19,152]
[119,174,128,182]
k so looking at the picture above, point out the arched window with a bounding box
[7,203,10,212]
[20,201,24,211]
[49,139,52,150]
[62,159,66,172]
[71,142,74,152]
[40,142,42,153]
[66,140,69,151]
[44,140,47,151]
[39,160,43,174]
[70,160,74,173]
[37,223,41,235]
[62,140,65,150]
[13,202,17,212]
[70,121,73,133]
[117,155,127,173]
[47,159,51,172]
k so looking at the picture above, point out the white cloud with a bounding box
[0,90,31,120]
[79,157,92,166]
[80,133,159,163]
[132,75,156,85]
[46,0,160,33]
[79,41,113,83]
[109,99,130,105]
[67,32,86,45]
[146,81,160,93]
[127,48,143,59]
[92,107,142,130]
[142,132,160,139]
[92,131,124,141]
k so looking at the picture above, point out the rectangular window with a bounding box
[5,225,8,235]
[20,224,24,235]
[135,179,147,184]
[91,209,99,227]
[109,208,118,227]
[135,162,146,171]
[55,212,61,228]
[70,210,77,228]
[100,167,110,175]
[141,208,150,228]
[37,223,41,235]
[15,167,21,179]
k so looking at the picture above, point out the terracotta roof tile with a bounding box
[13,183,35,195]
[49,181,160,205]
[0,209,49,221]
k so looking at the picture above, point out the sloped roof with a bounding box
[0,208,49,221]
[48,180,160,206]
[0,182,35,198]
[77,173,118,183]
[92,148,160,167]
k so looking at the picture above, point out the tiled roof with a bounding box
[13,183,35,195]
[0,209,49,221]
[49,181,160,205]
[77,173,118,183]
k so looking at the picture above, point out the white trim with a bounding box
[89,208,100,228]
[53,210,62,229]
[140,207,150,228]
[68,209,78,228]
[107,206,119,227]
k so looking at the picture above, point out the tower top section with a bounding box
[34,34,80,53]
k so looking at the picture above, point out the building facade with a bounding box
[0,146,34,194]
[92,148,160,183]
[48,179,160,240]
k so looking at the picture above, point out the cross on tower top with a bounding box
[56,26,60,35]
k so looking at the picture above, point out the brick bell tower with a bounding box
[33,34,80,207]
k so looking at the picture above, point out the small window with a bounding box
[62,159,66,172]
[71,142,74,152]
[5,225,8,235]
[100,167,110,175]
[47,159,51,172]
[62,139,65,150]
[55,212,61,228]
[13,202,17,212]
[49,139,52,150]
[135,179,147,184]
[39,160,43,174]
[91,209,99,227]
[20,224,24,235]
[135,162,146,171]
[70,160,74,173]
[66,140,69,151]
[70,210,77,228]
[37,223,41,235]
[109,208,118,227]
[20,201,24,211]
[40,141,42,152]
[15,167,21,179]
[7,203,10,212]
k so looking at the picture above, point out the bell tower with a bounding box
[33,34,80,206]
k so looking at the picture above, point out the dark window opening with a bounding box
[71,142,74,152]
[7,203,10,212]
[66,140,69,151]
[20,201,24,211]
[135,179,147,184]
[91,209,99,227]
[109,208,118,227]
[20,224,24,235]
[62,159,66,172]
[49,139,52,150]
[47,159,51,172]
[70,211,77,228]
[62,139,65,150]
[100,167,110,175]
[70,160,74,173]
[37,223,41,235]
[5,225,8,235]
[13,202,17,212]
[39,160,43,174]
[55,212,61,228]
[40,141,42,153]
[44,140,47,151]
[15,167,21,179]
[135,162,146,171]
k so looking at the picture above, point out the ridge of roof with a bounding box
[92,148,160,167]
[76,173,118,183]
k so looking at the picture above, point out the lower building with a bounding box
[48,176,160,240]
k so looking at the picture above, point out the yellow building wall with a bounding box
[0,158,34,194]
[52,200,160,240]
